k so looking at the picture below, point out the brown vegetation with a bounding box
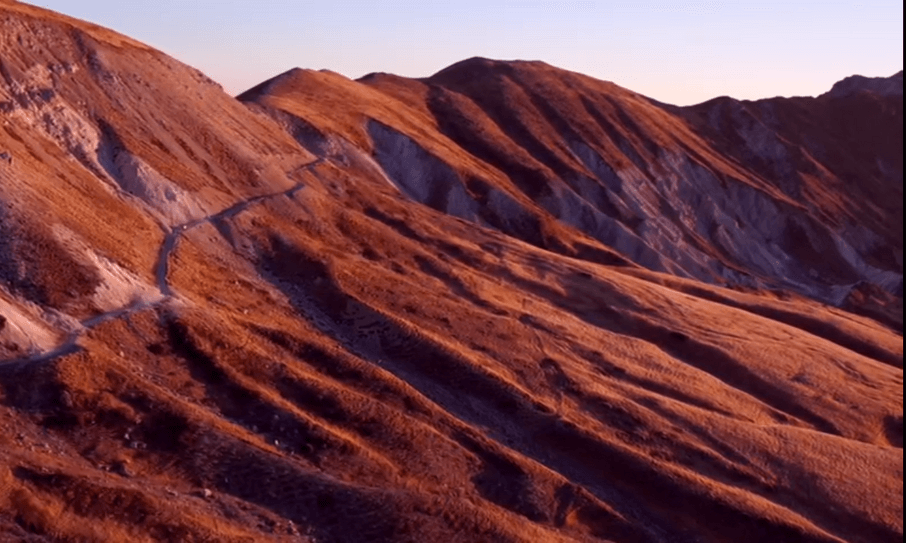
[1,2,902,542]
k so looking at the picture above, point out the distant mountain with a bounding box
[1,3,903,543]
[826,70,903,98]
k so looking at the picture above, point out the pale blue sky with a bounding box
[31,1,904,105]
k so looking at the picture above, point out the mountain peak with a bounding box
[235,67,309,100]
[825,70,904,98]
[427,57,558,81]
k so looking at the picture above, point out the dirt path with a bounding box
[3,157,326,366]
[154,157,325,294]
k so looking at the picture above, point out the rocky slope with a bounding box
[1,2,903,542]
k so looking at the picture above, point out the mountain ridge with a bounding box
[1,3,903,542]
[243,60,902,327]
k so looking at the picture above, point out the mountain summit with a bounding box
[1,3,903,542]
[826,70,903,98]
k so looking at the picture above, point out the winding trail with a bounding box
[2,157,327,366]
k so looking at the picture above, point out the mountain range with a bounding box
[1,2,902,542]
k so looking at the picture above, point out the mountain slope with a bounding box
[1,3,903,543]
[242,59,903,330]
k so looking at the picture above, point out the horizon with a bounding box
[26,1,906,105]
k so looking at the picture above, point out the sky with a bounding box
[30,1,905,106]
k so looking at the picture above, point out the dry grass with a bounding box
[0,3,902,542]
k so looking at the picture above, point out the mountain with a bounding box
[826,71,903,98]
[2,3,903,542]
[241,59,903,330]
